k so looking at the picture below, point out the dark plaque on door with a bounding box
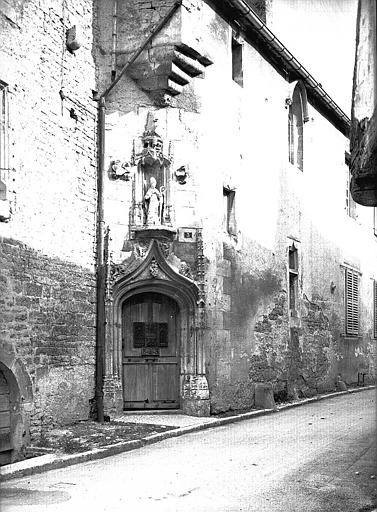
[133,322,169,349]
[158,323,168,347]
[145,323,158,347]
[133,322,145,348]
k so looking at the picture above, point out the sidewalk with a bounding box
[0,385,374,482]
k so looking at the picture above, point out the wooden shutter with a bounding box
[374,280,377,339]
[345,268,359,335]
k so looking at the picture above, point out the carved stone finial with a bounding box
[141,112,164,165]
[149,258,159,278]
[144,112,160,138]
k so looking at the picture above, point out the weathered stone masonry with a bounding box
[0,0,97,462]
[93,0,376,418]
[0,0,375,466]
[0,237,95,439]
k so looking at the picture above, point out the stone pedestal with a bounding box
[182,374,210,417]
[254,382,276,409]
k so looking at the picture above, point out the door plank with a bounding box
[152,363,179,402]
[0,411,11,429]
[0,432,11,452]
[122,364,149,402]
[0,394,10,412]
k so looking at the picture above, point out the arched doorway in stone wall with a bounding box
[122,292,180,409]
[0,351,33,466]
[105,240,210,416]
[0,361,30,466]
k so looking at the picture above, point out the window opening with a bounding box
[345,152,357,219]
[0,81,8,171]
[232,38,243,87]
[288,86,304,171]
[223,187,236,237]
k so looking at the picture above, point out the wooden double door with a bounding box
[122,293,180,409]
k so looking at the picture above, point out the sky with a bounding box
[268,0,358,115]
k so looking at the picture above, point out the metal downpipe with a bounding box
[95,97,106,423]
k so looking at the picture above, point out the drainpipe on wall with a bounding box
[94,0,183,422]
[95,97,106,424]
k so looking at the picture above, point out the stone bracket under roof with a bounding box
[119,1,213,105]
[127,42,213,104]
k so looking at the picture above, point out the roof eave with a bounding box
[206,0,351,138]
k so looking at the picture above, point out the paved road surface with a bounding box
[1,390,376,512]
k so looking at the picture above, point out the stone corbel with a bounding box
[108,160,135,181]
[174,165,188,184]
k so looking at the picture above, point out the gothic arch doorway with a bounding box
[122,292,180,409]
[107,240,210,416]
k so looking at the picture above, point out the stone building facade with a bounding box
[0,0,375,463]
[95,0,376,417]
[0,0,97,463]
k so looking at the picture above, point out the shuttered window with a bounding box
[345,268,359,335]
[374,280,377,339]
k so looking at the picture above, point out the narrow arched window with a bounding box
[288,85,304,171]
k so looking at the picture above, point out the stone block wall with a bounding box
[0,237,96,440]
[94,0,376,416]
[0,0,97,448]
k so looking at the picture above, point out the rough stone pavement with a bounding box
[0,388,375,512]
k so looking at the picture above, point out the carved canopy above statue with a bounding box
[130,113,176,239]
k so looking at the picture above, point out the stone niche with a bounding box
[130,112,177,241]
